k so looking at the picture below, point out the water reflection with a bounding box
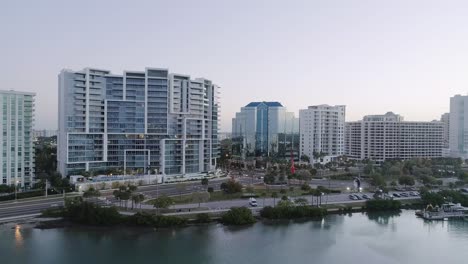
[15,225,23,247]
[366,211,401,226]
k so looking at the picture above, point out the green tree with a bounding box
[363,161,375,175]
[388,165,402,177]
[192,192,210,207]
[296,169,312,184]
[132,193,145,211]
[300,155,310,163]
[301,183,311,192]
[220,179,243,194]
[277,199,294,207]
[153,196,173,213]
[370,173,386,188]
[294,198,308,206]
[398,175,415,188]
[0,185,14,193]
[221,207,256,225]
[82,187,101,202]
[201,178,209,189]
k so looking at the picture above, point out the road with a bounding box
[0,177,231,220]
[0,197,67,220]
[0,174,415,221]
[169,191,419,210]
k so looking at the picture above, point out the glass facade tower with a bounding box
[0,91,35,187]
[58,68,220,178]
[232,102,298,156]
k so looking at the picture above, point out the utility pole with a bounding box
[14,180,18,202]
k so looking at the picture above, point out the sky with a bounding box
[2,0,468,131]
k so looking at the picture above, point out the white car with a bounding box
[249,198,258,207]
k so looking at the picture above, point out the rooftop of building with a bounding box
[0,90,36,96]
[245,101,283,107]
[304,104,346,109]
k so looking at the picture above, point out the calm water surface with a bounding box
[1,210,468,264]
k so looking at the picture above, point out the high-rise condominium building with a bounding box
[346,112,443,162]
[0,90,35,187]
[33,129,57,138]
[299,105,346,164]
[440,113,450,150]
[58,68,220,178]
[232,102,298,156]
[449,95,468,158]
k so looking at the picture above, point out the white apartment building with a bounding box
[0,90,35,187]
[58,67,220,178]
[299,105,346,164]
[346,112,443,162]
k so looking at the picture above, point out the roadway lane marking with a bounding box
[0,213,42,223]
[0,202,63,210]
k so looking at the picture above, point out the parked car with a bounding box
[392,193,401,198]
[249,198,258,207]
[362,194,370,200]
[349,194,356,200]
[409,192,418,196]
[400,193,409,197]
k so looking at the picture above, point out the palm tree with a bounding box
[132,193,145,211]
[261,192,267,207]
[271,192,278,207]
[113,190,121,207]
[83,187,100,203]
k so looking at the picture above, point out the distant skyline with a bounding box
[2,0,468,131]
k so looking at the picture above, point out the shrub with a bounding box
[365,199,401,211]
[195,213,211,223]
[260,205,327,219]
[300,184,311,191]
[65,198,123,226]
[41,208,65,218]
[207,187,214,193]
[127,212,187,227]
[0,190,44,201]
[221,207,256,225]
[220,180,243,194]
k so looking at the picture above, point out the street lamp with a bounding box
[14,180,19,202]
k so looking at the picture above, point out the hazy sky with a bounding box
[2,0,468,131]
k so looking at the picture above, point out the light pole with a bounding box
[14,180,19,202]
